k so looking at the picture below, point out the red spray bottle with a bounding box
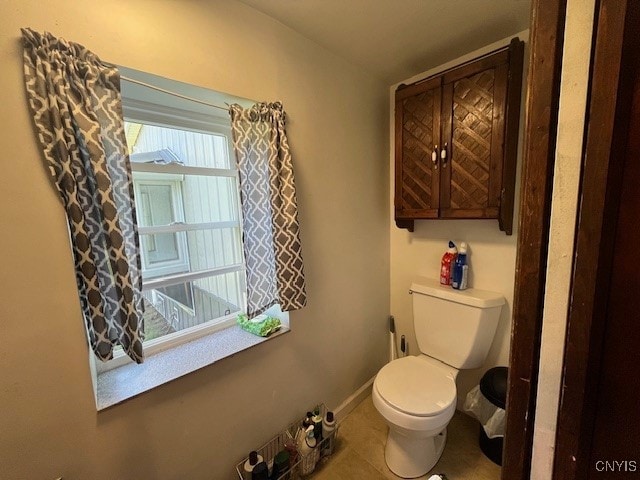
[440,241,458,286]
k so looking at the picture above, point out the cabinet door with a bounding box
[439,51,510,219]
[395,76,442,227]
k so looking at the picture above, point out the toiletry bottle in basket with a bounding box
[312,407,323,440]
[322,411,336,455]
[243,451,263,480]
[297,425,319,476]
[283,435,298,471]
[271,450,291,480]
[303,411,314,430]
[251,460,268,480]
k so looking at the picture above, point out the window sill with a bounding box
[94,322,290,411]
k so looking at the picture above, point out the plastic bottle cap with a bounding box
[459,242,467,253]
[249,451,258,465]
[326,411,334,422]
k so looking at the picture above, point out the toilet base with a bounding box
[385,427,447,478]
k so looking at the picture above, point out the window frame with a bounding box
[134,173,190,278]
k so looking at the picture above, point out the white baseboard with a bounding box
[333,375,376,422]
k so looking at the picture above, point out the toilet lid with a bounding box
[375,356,456,417]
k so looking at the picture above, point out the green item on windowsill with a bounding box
[237,313,282,337]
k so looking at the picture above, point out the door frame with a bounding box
[501,0,567,478]
[553,0,639,477]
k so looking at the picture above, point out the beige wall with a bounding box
[530,0,596,477]
[0,1,389,478]
[389,33,528,409]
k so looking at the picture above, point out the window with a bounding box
[99,91,248,370]
[90,67,304,404]
[130,118,246,341]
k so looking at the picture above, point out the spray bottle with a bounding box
[297,425,319,476]
[440,241,458,286]
[452,242,469,290]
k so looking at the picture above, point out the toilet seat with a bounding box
[375,356,456,417]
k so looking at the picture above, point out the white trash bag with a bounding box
[463,385,505,439]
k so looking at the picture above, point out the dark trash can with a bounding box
[478,366,508,466]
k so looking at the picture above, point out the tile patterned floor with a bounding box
[309,395,501,480]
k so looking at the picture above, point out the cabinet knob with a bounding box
[441,143,448,167]
[432,145,438,169]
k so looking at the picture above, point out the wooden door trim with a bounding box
[501,0,567,479]
[553,0,639,477]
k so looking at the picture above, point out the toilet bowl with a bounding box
[374,277,505,478]
[373,355,458,478]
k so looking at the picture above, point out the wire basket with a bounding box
[235,403,338,480]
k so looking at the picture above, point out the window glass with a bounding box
[127,122,231,169]
[125,121,246,344]
[143,271,243,341]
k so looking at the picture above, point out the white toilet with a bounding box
[373,276,505,478]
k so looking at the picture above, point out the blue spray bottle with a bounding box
[452,242,469,290]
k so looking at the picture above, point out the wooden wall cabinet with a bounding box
[394,38,524,234]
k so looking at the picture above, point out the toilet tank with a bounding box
[411,276,505,369]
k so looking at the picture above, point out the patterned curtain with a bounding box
[229,102,307,317]
[22,29,144,363]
